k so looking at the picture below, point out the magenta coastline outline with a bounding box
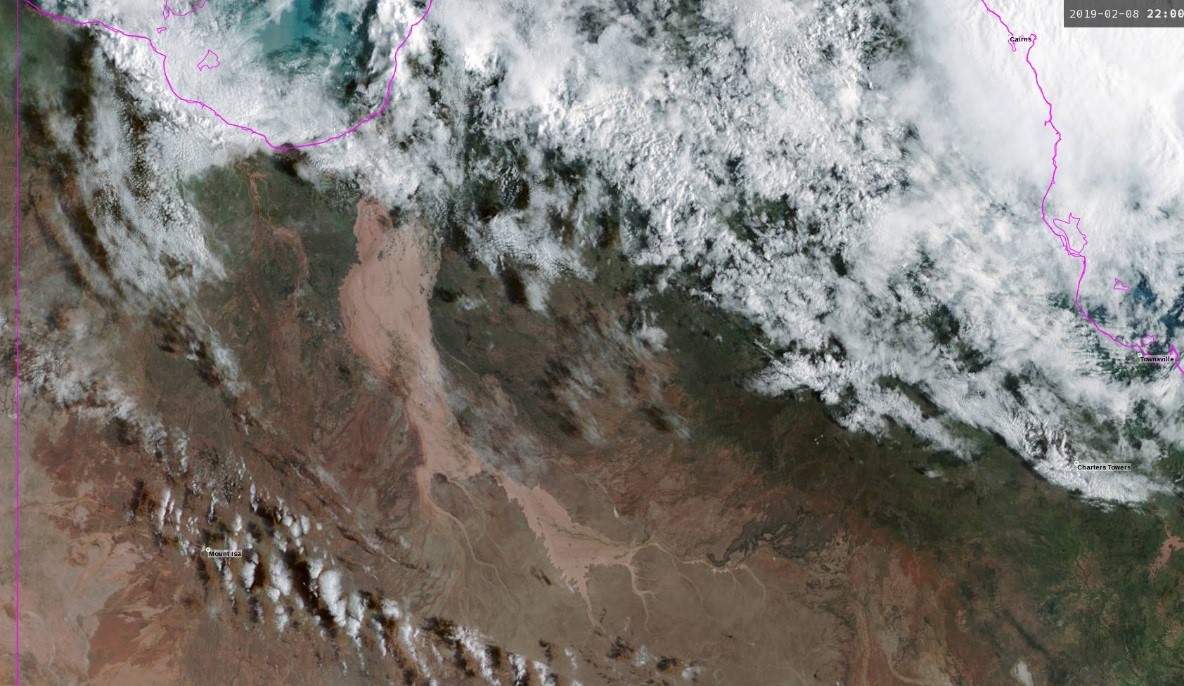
[978,0,1184,376]
[22,0,435,151]
[12,0,21,678]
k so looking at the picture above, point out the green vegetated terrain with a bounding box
[9,5,1180,674]
[648,279,1184,685]
[431,201,1184,684]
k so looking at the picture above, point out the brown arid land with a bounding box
[1,145,1182,685]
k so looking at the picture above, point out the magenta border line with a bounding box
[979,0,1184,376]
[10,0,435,677]
[12,0,21,679]
[22,0,435,151]
[0,3,1170,678]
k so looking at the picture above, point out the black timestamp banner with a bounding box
[1066,0,1184,26]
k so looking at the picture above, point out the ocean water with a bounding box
[246,0,364,97]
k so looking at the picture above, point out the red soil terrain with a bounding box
[2,156,1172,684]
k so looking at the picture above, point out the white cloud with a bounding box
[41,0,1184,501]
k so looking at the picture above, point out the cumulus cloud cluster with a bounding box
[30,0,1184,500]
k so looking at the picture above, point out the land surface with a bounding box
[2,7,1184,683]
[1,145,1182,684]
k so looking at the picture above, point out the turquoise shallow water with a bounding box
[244,0,365,92]
[254,1,315,55]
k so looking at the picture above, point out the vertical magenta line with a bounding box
[12,0,21,680]
[979,0,1184,376]
[21,0,435,151]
